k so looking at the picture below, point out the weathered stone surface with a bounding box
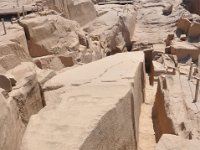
[35,68,56,86]
[153,73,200,141]
[188,22,200,38]
[0,61,45,150]
[152,61,166,76]
[170,41,200,61]
[0,89,25,150]
[84,4,136,54]
[19,13,86,58]
[33,55,65,71]
[0,24,31,73]
[134,0,190,44]
[165,33,174,46]
[176,18,191,34]
[162,4,173,16]
[8,62,44,124]
[156,134,200,150]
[33,55,74,71]
[0,74,12,92]
[46,0,97,26]
[21,52,145,150]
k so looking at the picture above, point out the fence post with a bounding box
[1,18,7,35]
[194,77,200,103]
[188,62,193,80]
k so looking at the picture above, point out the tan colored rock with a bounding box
[165,33,174,46]
[21,52,145,150]
[8,62,44,124]
[170,41,200,61]
[156,134,200,150]
[153,73,200,141]
[162,4,173,16]
[0,24,31,72]
[188,22,200,38]
[35,68,56,86]
[84,5,136,54]
[5,74,17,86]
[134,0,190,44]
[0,89,25,150]
[46,0,97,26]
[33,55,65,71]
[152,61,166,76]
[19,13,86,58]
[176,18,191,34]
[0,74,12,92]
[58,55,74,67]
[33,55,74,71]
[0,62,45,150]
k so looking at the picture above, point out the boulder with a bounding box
[20,52,145,150]
[46,0,97,26]
[165,33,174,46]
[0,74,12,92]
[0,89,25,150]
[188,22,200,38]
[33,55,65,71]
[19,13,86,58]
[162,4,173,16]
[176,18,191,34]
[33,55,74,71]
[170,41,200,61]
[84,5,136,54]
[156,134,200,150]
[0,24,31,72]
[8,62,44,124]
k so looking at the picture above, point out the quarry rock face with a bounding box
[46,0,97,25]
[84,4,136,55]
[19,13,85,58]
[0,24,30,73]
[8,62,44,124]
[153,74,200,141]
[0,89,25,150]
[0,62,45,150]
[156,134,200,150]
[20,52,145,150]
[2,0,200,149]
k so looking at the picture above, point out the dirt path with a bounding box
[138,75,157,150]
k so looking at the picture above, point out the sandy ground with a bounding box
[138,75,157,150]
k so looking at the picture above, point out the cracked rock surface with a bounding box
[20,52,145,150]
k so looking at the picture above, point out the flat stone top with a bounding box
[21,52,144,150]
[44,52,144,90]
[171,41,199,50]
